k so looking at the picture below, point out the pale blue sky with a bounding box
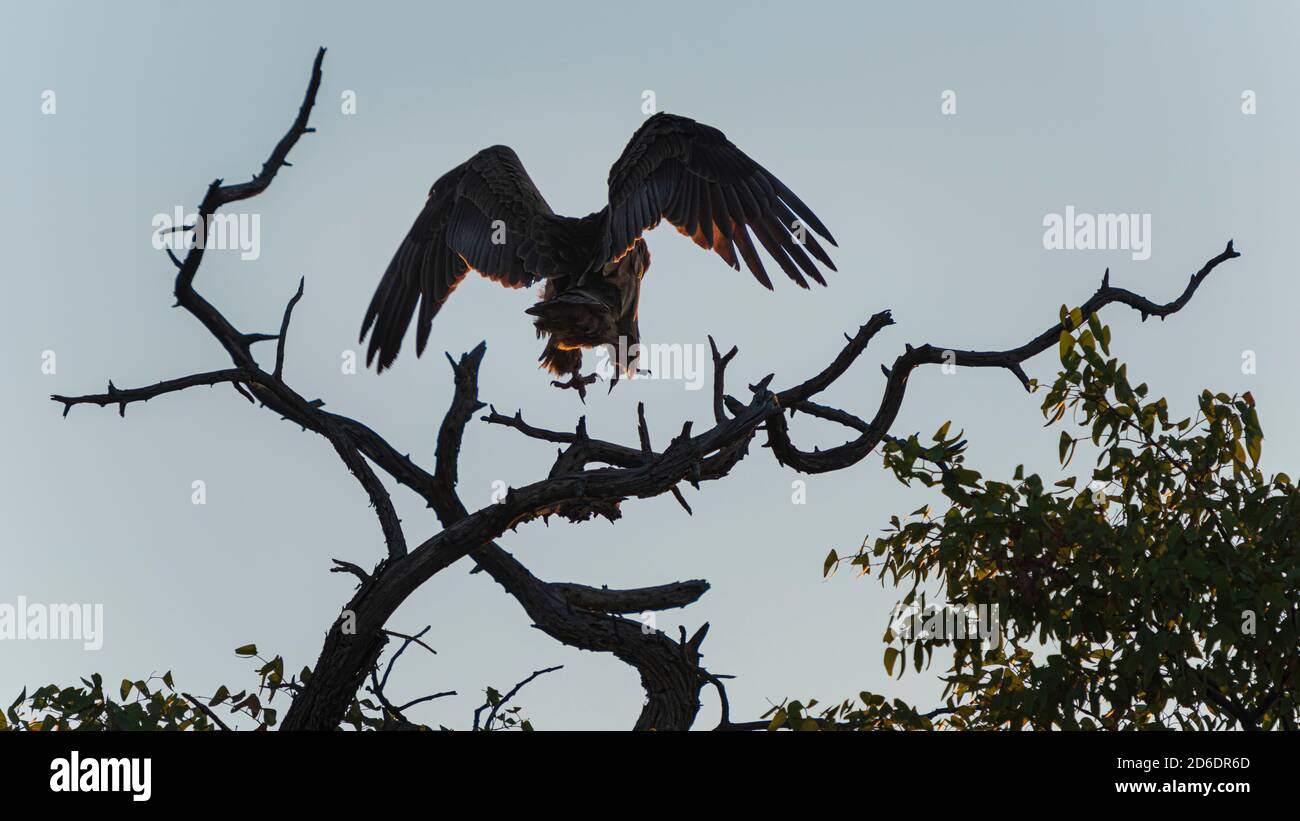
[2,0,1296,728]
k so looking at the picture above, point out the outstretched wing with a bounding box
[600,112,837,290]
[361,146,559,371]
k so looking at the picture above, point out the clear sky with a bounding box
[3,0,1296,728]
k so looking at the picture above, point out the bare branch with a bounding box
[329,559,370,583]
[182,692,233,731]
[707,335,739,423]
[394,690,456,713]
[433,342,488,499]
[482,405,648,469]
[171,48,326,367]
[765,242,1241,474]
[776,309,896,407]
[274,277,305,380]
[550,579,711,613]
[321,422,406,559]
[52,370,249,418]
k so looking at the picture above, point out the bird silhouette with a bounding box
[360,112,837,395]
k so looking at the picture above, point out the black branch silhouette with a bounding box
[51,49,1241,731]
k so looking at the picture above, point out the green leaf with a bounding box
[1086,311,1104,339]
[884,647,900,677]
[1058,330,1076,360]
[234,644,258,657]
[119,680,131,700]
[823,549,838,577]
[933,421,951,442]
[767,708,788,730]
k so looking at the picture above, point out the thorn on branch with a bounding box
[686,622,710,653]
[670,485,693,515]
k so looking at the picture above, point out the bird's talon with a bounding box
[551,372,601,401]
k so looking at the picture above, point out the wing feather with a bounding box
[732,225,773,290]
[600,112,836,288]
[360,146,556,371]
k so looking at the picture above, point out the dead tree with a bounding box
[51,49,1240,731]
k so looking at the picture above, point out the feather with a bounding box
[359,146,557,371]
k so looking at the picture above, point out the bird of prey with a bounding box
[360,112,837,394]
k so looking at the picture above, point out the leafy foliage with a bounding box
[823,309,1298,730]
[1,647,297,731]
[762,695,941,731]
[477,686,534,732]
[2,644,540,731]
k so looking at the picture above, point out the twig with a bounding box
[473,665,564,731]
[182,692,233,731]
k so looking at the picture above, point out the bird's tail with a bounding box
[525,289,612,340]
[538,337,582,377]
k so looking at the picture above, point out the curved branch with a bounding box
[766,241,1240,474]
